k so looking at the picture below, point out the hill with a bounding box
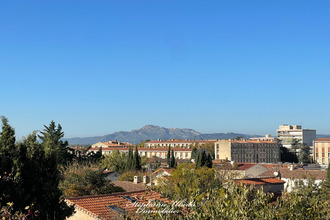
[64,125,261,145]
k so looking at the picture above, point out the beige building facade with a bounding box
[145,139,217,148]
[313,138,330,165]
[214,140,280,163]
[84,147,192,160]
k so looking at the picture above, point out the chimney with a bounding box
[143,175,148,184]
[134,176,138,184]
[289,165,294,171]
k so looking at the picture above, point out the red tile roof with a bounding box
[235,163,257,170]
[259,167,327,180]
[88,147,192,152]
[230,140,277,144]
[112,181,148,192]
[66,190,169,220]
[152,168,173,175]
[147,140,217,144]
[314,138,330,142]
[235,178,285,185]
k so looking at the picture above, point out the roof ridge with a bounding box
[66,189,148,200]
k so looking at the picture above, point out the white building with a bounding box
[276,125,316,149]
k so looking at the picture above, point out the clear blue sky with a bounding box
[1,1,330,138]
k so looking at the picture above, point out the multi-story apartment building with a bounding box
[214,139,280,163]
[84,147,192,160]
[313,138,330,165]
[276,125,316,148]
[91,140,132,148]
[145,139,217,148]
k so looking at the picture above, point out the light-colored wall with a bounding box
[282,178,323,193]
[214,140,231,160]
[66,208,97,220]
[244,164,269,178]
[314,141,330,165]
[91,142,108,148]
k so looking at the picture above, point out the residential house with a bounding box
[66,190,169,220]
[258,165,327,192]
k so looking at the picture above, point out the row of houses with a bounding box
[66,162,327,219]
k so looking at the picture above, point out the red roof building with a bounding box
[66,190,170,220]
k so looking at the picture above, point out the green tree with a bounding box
[170,149,176,168]
[60,163,124,197]
[0,118,74,220]
[298,143,311,163]
[38,121,71,165]
[125,147,134,171]
[155,163,221,201]
[133,146,141,170]
[327,163,330,183]
[280,146,298,163]
[191,147,198,161]
[201,142,215,159]
[195,148,212,169]
[0,117,16,174]
[100,150,128,173]
[167,146,171,167]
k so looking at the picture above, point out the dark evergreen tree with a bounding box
[280,146,298,163]
[167,146,171,167]
[205,153,213,168]
[170,149,176,168]
[195,153,202,169]
[126,146,134,171]
[0,117,16,174]
[38,121,71,165]
[195,148,212,169]
[191,147,198,160]
[133,146,141,170]
[93,147,103,162]
[298,144,311,163]
[0,117,18,207]
[326,163,330,183]
[0,119,74,219]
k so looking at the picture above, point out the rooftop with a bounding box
[66,190,169,220]
[112,181,148,192]
[314,138,330,142]
[152,168,174,175]
[235,177,285,185]
[147,139,217,144]
[259,167,327,180]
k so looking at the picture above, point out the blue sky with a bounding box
[1,1,330,138]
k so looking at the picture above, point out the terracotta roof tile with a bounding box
[67,190,169,220]
[236,163,257,170]
[152,168,173,175]
[259,167,327,180]
[314,138,330,142]
[236,178,285,185]
[112,181,148,192]
[147,140,217,144]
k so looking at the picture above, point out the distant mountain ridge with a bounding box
[64,125,262,145]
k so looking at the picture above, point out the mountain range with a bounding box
[64,125,262,145]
